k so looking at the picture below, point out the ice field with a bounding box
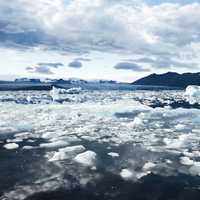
[1,86,200,200]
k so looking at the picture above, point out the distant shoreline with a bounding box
[0,82,182,91]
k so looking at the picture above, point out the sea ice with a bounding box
[50,86,82,102]
[189,162,200,176]
[128,116,143,128]
[49,86,60,101]
[143,162,156,171]
[180,156,194,166]
[175,124,186,131]
[49,145,86,162]
[74,151,97,167]
[108,152,119,157]
[4,143,19,150]
[120,169,133,180]
[40,141,69,149]
[185,85,200,104]
[136,171,151,179]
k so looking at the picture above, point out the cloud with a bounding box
[26,66,54,75]
[114,62,149,72]
[37,62,64,68]
[75,57,91,62]
[26,62,64,74]
[68,60,83,68]
[132,57,199,70]
[1,1,200,71]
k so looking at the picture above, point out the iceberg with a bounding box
[49,86,82,102]
[185,85,200,104]
[49,86,61,101]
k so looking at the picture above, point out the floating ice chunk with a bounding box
[26,96,32,103]
[4,143,19,150]
[59,145,85,153]
[136,171,151,179]
[23,146,34,150]
[120,169,133,180]
[49,86,82,102]
[74,150,97,167]
[7,138,23,143]
[14,132,32,139]
[143,162,156,171]
[163,134,189,149]
[180,156,194,166]
[185,85,200,104]
[49,151,68,162]
[49,86,60,101]
[81,135,96,141]
[189,162,200,176]
[165,159,172,164]
[108,152,119,157]
[175,124,186,131]
[128,116,143,128]
[40,141,69,149]
[49,145,86,162]
[65,87,82,94]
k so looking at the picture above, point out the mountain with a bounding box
[132,72,200,88]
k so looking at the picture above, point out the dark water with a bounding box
[25,174,200,200]
[1,139,200,200]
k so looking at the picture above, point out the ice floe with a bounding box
[143,162,156,171]
[49,145,86,162]
[4,143,19,150]
[49,86,82,102]
[108,152,119,157]
[40,141,69,149]
[1,89,200,193]
[180,157,194,166]
[74,151,97,167]
[120,169,133,180]
[189,162,200,176]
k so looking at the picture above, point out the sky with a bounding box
[0,0,200,82]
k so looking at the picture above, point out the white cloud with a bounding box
[26,62,64,74]
[26,66,54,74]
[114,62,149,71]
[68,60,83,68]
[0,0,200,72]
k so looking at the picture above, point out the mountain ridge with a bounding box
[132,72,200,88]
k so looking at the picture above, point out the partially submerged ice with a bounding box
[185,85,200,104]
[49,145,86,162]
[2,89,200,200]
[4,143,19,150]
[74,150,97,167]
[49,86,82,101]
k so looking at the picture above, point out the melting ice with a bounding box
[1,88,200,199]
